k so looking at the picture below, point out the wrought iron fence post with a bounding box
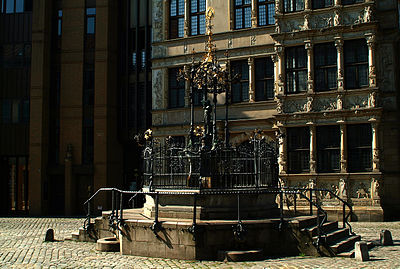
[309,189,313,215]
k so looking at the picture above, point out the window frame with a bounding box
[344,39,369,90]
[254,57,274,101]
[85,8,96,35]
[312,0,333,9]
[168,67,185,108]
[234,0,252,30]
[190,0,206,36]
[316,125,340,173]
[287,127,310,174]
[169,0,185,39]
[314,42,337,92]
[230,60,250,103]
[347,124,372,172]
[257,0,275,26]
[285,46,308,94]
[283,0,304,13]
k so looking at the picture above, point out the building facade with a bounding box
[151,0,400,220]
[0,0,152,216]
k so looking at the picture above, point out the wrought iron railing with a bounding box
[82,186,355,251]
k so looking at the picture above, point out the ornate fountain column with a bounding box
[277,125,287,174]
[366,33,377,88]
[251,0,257,27]
[335,37,344,91]
[305,40,314,93]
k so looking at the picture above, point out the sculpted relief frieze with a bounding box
[152,69,164,110]
[152,0,164,43]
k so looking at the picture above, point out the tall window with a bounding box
[317,126,340,172]
[255,57,274,101]
[286,46,307,93]
[234,0,252,29]
[284,0,304,13]
[342,0,364,5]
[348,124,372,172]
[190,0,206,36]
[57,10,63,37]
[344,39,368,89]
[1,0,31,13]
[313,0,333,9]
[169,68,185,108]
[170,0,184,38]
[258,0,275,26]
[86,8,96,34]
[314,42,337,92]
[231,60,249,103]
[287,127,310,173]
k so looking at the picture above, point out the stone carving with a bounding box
[275,19,281,33]
[251,35,256,46]
[364,6,373,23]
[303,96,314,112]
[152,0,164,42]
[368,91,377,108]
[228,37,233,48]
[299,14,311,31]
[324,16,333,27]
[308,178,316,189]
[339,178,347,198]
[314,97,337,111]
[184,42,188,54]
[284,100,306,113]
[152,70,163,109]
[279,177,287,189]
[337,94,343,110]
[276,98,283,114]
[334,10,341,26]
[356,183,369,199]
[371,178,380,200]
[348,95,368,110]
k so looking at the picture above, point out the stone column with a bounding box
[366,33,377,87]
[272,54,279,97]
[277,125,287,174]
[305,40,314,93]
[275,44,285,95]
[248,57,255,102]
[251,0,257,27]
[184,0,189,37]
[335,37,344,91]
[370,120,380,171]
[308,123,316,173]
[305,0,311,10]
[275,0,282,13]
[339,123,347,173]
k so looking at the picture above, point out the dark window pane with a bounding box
[348,124,372,172]
[87,17,95,34]
[6,0,13,13]
[287,127,310,173]
[317,125,340,172]
[16,0,23,13]
[169,68,185,108]
[231,60,249,103]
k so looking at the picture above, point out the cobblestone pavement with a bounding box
[0,217,399,268]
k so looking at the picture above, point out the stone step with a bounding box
[217,249,264,262]
[71,231,80,241]
[296,215,319,229]
[318,228,350,245]
[330,235,361,254]
[303,221,338,237]
[336,241,374,258]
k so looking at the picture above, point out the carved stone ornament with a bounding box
[364,6,373,23]
[276,98,283,114]
[299,14,311,31]
[348,95,368,110]
[356,183,369,199]
[251,35,256,46]
[338,178,347,198]
[368,91,377,108]
[334,10,341,26]
[228,37,233,48]
[371,178,380,200]
[152,70,163,109]
[304,96,314,112]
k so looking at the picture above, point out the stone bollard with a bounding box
[380,230,393,246]
[355,241,369,261]
[44,229,54,242]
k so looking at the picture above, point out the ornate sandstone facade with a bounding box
[151,0,400,221]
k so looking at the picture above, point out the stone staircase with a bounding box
[298,216,368,258]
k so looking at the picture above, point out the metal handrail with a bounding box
[282,187,354,235]
[83,186,337,250]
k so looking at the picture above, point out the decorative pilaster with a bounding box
[163,0,169,40]
[305,0,311,10]
[248,57,255,102]
[277,125,287,174]
[305,40,314,93]
[184,0,190,37]
[275,0,282,14]
[308,123,316,173]
[251,0,257,27]
[339,123,347,173]
[275,44,285,95]
[370,120,380,171]
[366,33,377,87]
[334,37,344,91]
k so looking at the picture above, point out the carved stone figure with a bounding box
[368,91,377,108]
[364,6,373,23]
[339,178,347,198]
[325,16,333,27]
[356,183,369,199]
[371,178,380,200]
[334,10,341,26]
[276,98,283,114]
[337,94,343,110]
[300,14,310,31]
[304,96,313,112]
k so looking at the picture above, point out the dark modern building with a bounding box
[0,0,152,215]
